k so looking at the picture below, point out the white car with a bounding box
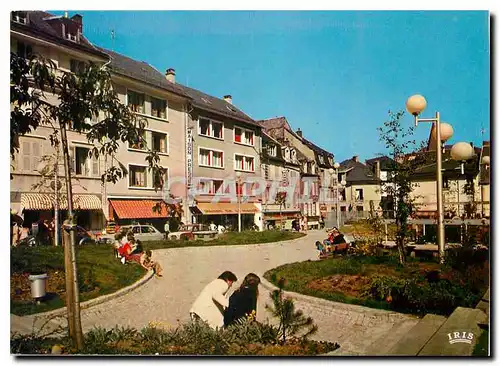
[98,224,164,244]
[168,224,218,241]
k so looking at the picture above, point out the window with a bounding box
[443,177,450,189]
[213,180,224,194]
[70,59,85,74]
[235,154,255,172]
[129,165,147,187]
[234,127,254,146]
[141,226,154,234]
[291,149,296,161]
[263,164,269,180]
[355,189,364,200]
[328,157,334,165]
[356,206,364,212]
[151,97,167,119]
[267,145,277,157]
[12,11,27,24]
[21,139,42,172]
[130,131,147,150]
[16,41,32,59]
[127,90,145,114]
[199,148,224,168]
[73,146,97,177]
[152,132,168,154]
[153,167,169,189]
[199,118,223,139]
[318,155,324,164]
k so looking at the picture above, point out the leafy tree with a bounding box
[10,51,171,349]
[265,277,317,343]
[377,110,424,265]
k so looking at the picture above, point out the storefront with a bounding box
[107,199,171,233]
[18,192,105,231]
[262,209,301,230]
[190,199,262,231]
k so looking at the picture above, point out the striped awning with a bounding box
[109,200,169,219]
[21,193,102,211]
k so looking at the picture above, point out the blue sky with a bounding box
[55,10,490,162]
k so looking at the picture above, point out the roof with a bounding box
[174,84,259,126]
[11,11,108,58]
[365,155,397,171]
[99,47,258,126]
[339,157,379,184]
[258,117,303,141]
[98,48,189,98]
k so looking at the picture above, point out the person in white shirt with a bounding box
[209,222,217,232]
[189,271,238,329]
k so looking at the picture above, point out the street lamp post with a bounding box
[329,162,341,228]
[406,94,454,263]
[450,142,476,218]
[236,171,242,232]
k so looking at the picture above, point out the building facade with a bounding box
[98,49,190,232]
[260,132,301,229]
[178,89,264,230]
[259,117,321,229]
[10,11,110,232]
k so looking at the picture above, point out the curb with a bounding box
[156,232,309,252]
[24,269,155,320]
[258,275,416,321]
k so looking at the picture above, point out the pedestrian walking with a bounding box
[189,271,237,329]
[164,221,170,240]
[223,273,260,327]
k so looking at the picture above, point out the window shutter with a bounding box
[31,141,41,171]
[92,155,99,176]
[22,141,31,171]
[71,146,76,173]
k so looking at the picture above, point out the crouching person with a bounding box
[140,250,163,277]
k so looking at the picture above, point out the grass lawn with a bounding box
[11,244,145,316]
[142,230,305,251]
[11,230,304,316]
[264,255,489,316]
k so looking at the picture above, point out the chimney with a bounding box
[353,155,359,162]
[71,14,83,33]
[165,68,175,83]
[375,160,381,179]
[296,128,303,138]
[223,95,232,104]
[71,14,82,25]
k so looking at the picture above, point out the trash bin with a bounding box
[28,273,48,299]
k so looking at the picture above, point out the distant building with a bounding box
[260,131,301,230]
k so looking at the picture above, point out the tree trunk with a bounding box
[60,123,84,350]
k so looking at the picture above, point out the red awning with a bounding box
[109,200,169,219]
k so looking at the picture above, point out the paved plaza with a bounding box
[11,231,418,355]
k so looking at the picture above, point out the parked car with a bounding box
[104,221,120,234]
[98,224,163,244]
[168,224,218,241]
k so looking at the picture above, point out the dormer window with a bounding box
[12,11,27,25]
[267,145,277,157]
[284,148,290,160]
[328,157,334,165]
[318,155,325,164]
[291,149,296,162]
[66,33,78,42]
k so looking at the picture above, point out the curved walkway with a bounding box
[11,231,418,354]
